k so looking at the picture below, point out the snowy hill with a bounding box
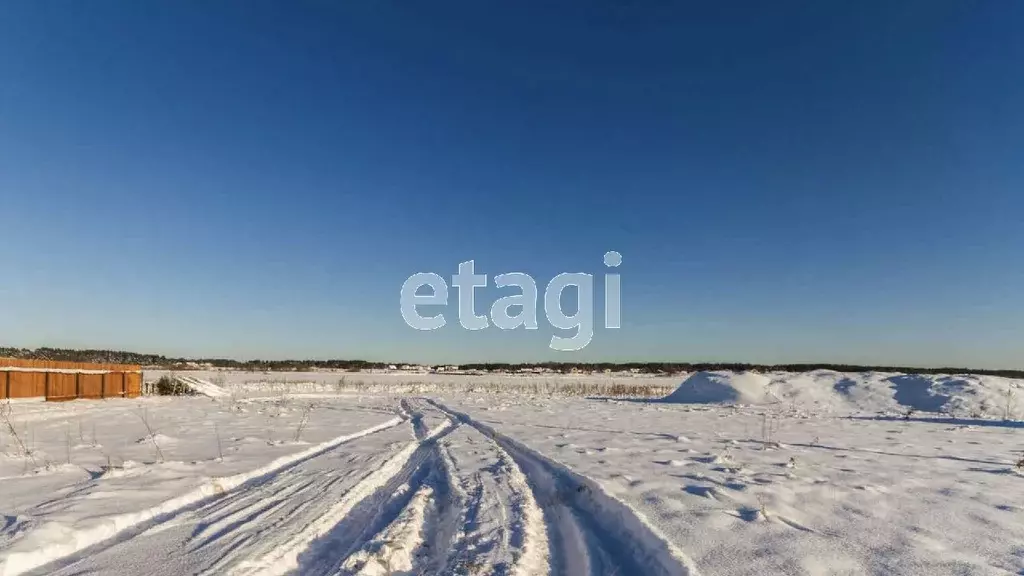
[663,371,773,405]
[664,369,1024,417]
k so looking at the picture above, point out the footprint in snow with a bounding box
[653,459,691,467]
[683,485,720,500]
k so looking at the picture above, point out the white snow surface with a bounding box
[1,370,1023,575]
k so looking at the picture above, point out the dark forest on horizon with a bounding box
[2,346,1022,379]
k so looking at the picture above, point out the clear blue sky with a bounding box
[1,1,1022,367]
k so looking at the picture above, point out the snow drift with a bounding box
[173,375,230,398]
[663,371,773,405]
[662,369,1024,416]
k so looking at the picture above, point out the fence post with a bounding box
[101,373,106,399]
[44,371,50,400]
[4,370,8,399]
[75,372,81,399]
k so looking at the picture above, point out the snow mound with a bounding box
[173,375,230,398]
[659,369,1024,416]
[134,433,178,445]
[663,371,773,405]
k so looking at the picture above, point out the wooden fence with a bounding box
[0,358,142,401]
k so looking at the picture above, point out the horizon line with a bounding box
[2,345,1022,376]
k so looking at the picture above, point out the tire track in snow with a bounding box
[2,417,408,576]
[322,399,548,576]
[437,426,549,576]
[12,398,700,576]
[400,398,431,440]
[427,399,701,576]
[398,397,470,573]
[240,416,457,576]
[339,483,435,575]
[193,461,399,576]
[415,441,464,575]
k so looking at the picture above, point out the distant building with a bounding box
[399,364,429,372]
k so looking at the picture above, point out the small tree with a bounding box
[154,375,190,396]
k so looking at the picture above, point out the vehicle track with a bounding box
[427,399,700,576]
[15,398,699,576]
[23,419,414,576]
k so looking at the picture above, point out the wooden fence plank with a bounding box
[46,373,77,401]
[1,368,143,400]
[78,374,104,399]
[8,372,46,398]
[101,373,126,398]
[125,372,142,398]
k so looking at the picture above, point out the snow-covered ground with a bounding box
[1,370,1022,575]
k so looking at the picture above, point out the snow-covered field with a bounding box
[2,370,1023,575]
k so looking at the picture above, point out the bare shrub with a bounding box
[137,407,165,462]
[154,375,187,396]
[214,422,223,461]
[1004,382,1016,421]
[1,400,30,458]
[293,403,314,442]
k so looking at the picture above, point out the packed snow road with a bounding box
[10,399,696,576]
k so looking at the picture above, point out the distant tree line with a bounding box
[0,347,389,372]
[1,347,1021,378]
[0,347,177,367]
[458,361,1024,378]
